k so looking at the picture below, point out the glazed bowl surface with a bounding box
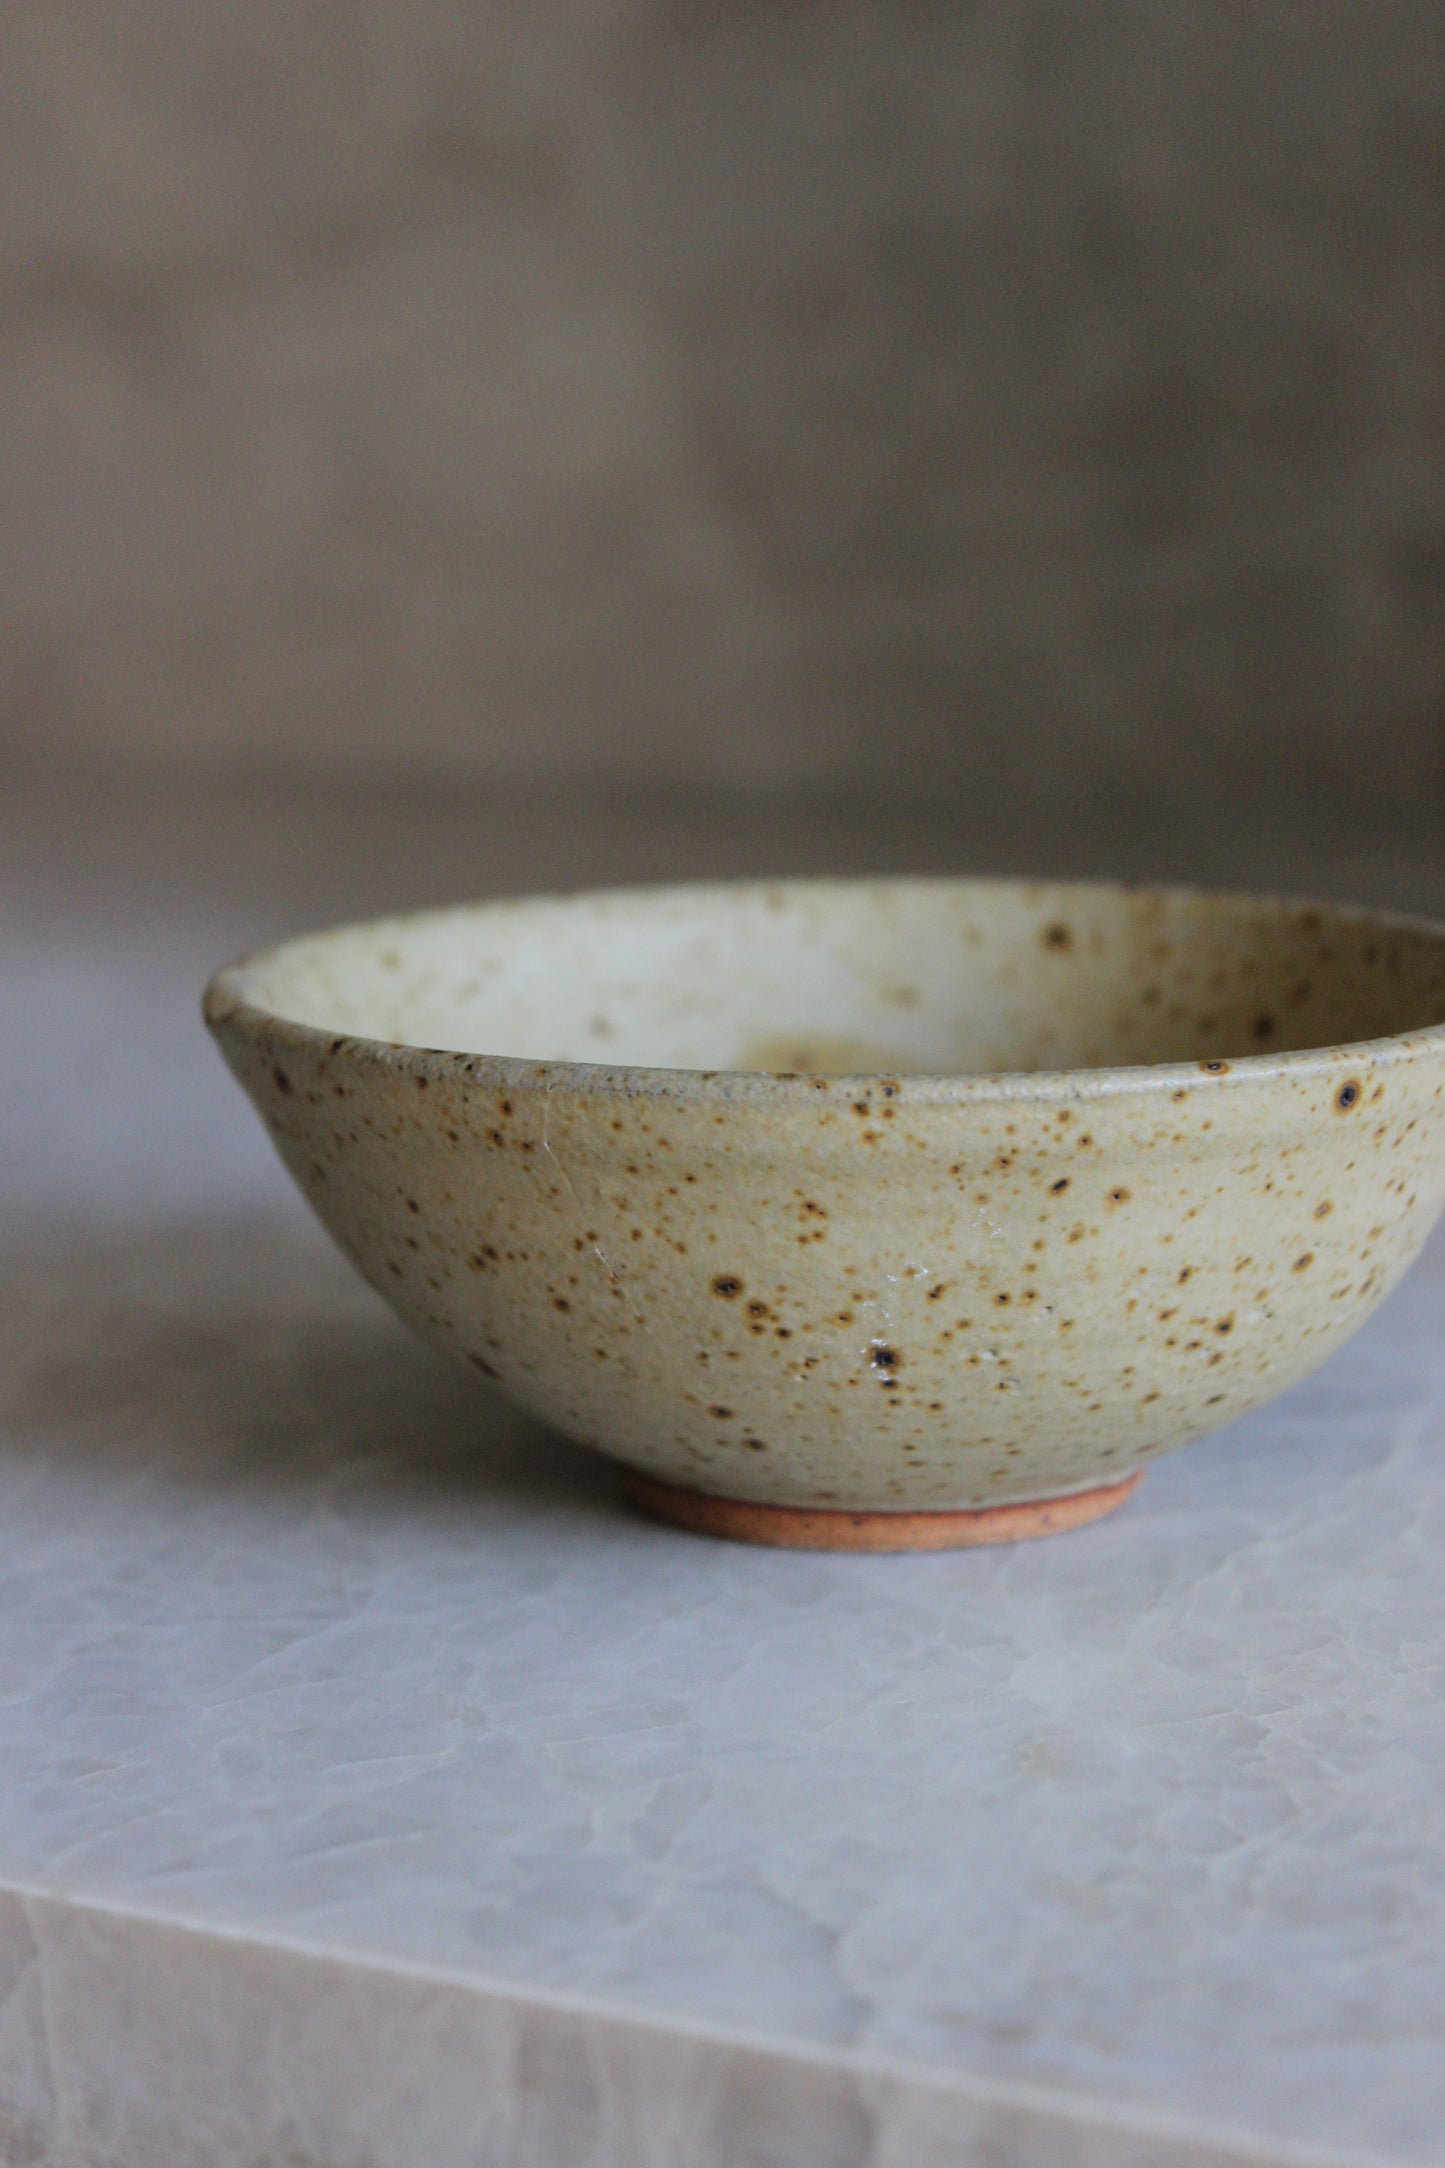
[205,880,1445,1543]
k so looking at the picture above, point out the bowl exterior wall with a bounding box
[208,1010,1445,1511]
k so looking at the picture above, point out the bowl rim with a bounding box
[203,875,1445,1108]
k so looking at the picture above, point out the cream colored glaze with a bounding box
[204,880,1445,1515]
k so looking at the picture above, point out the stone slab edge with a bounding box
[0,1882,1405,2168]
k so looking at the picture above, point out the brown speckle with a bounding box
[1336,1079,1361,1111]
[712,1275,744,1298]
[1042,922,1073,951]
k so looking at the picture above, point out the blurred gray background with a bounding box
[1,0,1441,851]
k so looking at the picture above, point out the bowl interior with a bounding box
[228,880,1445,1076]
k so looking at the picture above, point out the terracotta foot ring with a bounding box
[623,1469,1142,1552]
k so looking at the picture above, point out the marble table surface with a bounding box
[3,778,1444,2168]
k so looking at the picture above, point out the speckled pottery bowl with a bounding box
[205,880,1445,1550]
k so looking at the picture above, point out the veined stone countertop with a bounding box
[2,778,1444,2168]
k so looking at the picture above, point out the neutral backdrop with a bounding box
[2,1,1441,836]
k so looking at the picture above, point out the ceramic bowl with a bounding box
[205,879,1445,1550]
